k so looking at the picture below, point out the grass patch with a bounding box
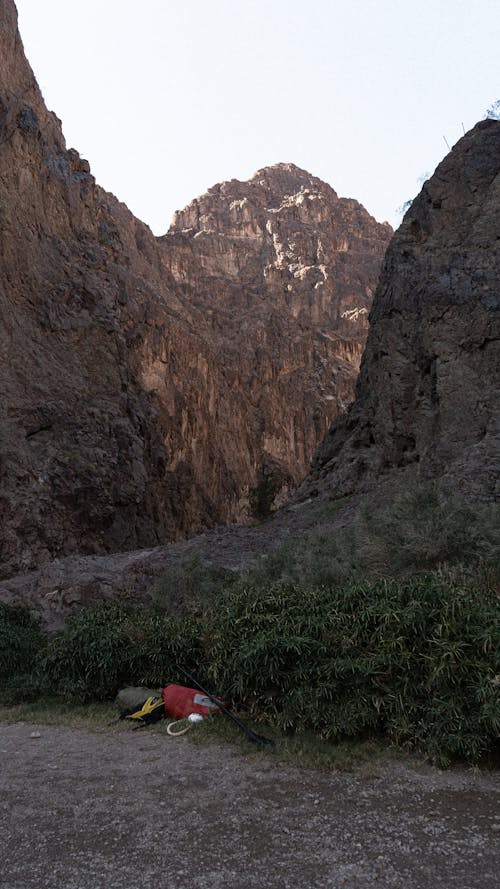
[244,483,500,591]
[356,485,500,579]
[189,713,394,771]
[0,699,394,772]
[151,551,231,617]
[0,700,120,731]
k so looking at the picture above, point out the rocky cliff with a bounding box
[160,164,391,506]
[0,0,390,578]
[303,120,500,502]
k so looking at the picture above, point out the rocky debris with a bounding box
[0,0,391,578]
[301,120,500,503]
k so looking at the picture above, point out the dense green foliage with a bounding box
[0,603,46,679]
[41,601,204,701]
[1,486,498,765]
[207,578,499,765]
[1,576,498,765]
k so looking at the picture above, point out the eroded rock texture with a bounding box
[303,120,500,502]
[0,0,390,578]
[161,164,391,505]
[1,0,203,576]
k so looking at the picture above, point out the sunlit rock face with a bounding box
[160,164,391,505]
[0,0,391,577]
[302,120,500,503]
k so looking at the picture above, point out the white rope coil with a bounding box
[166,719,191,737]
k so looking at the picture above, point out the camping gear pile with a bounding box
[115,668,275,746]
[115,683,225,732]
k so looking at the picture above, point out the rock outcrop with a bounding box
[303,120,500,502]
[160,164,391,506]
[0,0,390,578]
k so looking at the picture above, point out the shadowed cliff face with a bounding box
[0,0,390,578]
[302,120,500,502]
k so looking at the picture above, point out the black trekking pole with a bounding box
[174,665,275,748]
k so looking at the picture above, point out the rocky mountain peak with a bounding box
[170,162,342,234]
[160,165,391,518]
[249,161,338,199]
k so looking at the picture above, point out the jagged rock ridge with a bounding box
[302,120,500,502]
[0,0,390,578]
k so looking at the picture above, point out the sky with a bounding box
[14,0,500,234]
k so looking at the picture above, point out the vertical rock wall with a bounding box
[304,121,500,502]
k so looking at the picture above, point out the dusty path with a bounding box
[0,723,498,888]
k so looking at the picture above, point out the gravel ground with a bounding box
[0,723,499,888]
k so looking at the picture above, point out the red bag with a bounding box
[162,684,225,719]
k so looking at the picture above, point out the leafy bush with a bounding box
[152,551,231,617]
[207,577,500,765]
[0,603,46,679]
[1,481,498,767]
[42,600,204,701]
[356,484,500,578]
[244,483,500,590]
[248,472,280,520]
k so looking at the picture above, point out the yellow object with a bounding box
[124,695,165,724]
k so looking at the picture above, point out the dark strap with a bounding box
[174,665,275,747]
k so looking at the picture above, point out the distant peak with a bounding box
[249,162,334,195]
[252,161,312,178]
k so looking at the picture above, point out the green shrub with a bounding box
[42,600,204,701]
[152,551,230,617]
[356,484,500,577]
[2,481,498,769]
[0,603,46,680]
[244,483,500,591]
[207,577,500,765]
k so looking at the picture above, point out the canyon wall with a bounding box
[302,120,500,502]
[0,0,390,577]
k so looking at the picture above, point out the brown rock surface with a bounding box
[0,0,391,578]
[302,120,500,503]
[160,163,391,506]
[0,0,204,575]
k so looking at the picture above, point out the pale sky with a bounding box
[14,0,500,234]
